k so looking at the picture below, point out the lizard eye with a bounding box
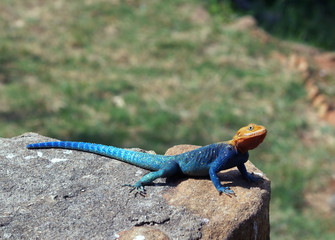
[248,125,254,131]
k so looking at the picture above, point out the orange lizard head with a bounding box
[230,123,267,153]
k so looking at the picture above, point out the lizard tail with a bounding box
[27,141,168,171]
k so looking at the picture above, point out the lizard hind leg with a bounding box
[123,161,180,195]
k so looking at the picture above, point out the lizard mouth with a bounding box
[243,128,267,137]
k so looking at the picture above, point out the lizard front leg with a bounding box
[209,167,235,196]
[124,161,180,195]
[209,152,235,196]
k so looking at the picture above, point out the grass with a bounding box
[216,0,335,50]
[1,0,335,239]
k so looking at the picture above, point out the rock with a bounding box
[164,145,271,240]
[117,226,170,240]
[0,134,270,239]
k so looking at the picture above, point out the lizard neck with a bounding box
[226,139,247,153]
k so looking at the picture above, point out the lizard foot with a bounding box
[217,186,236,197]
[246,172,263,182]
[122,184,146,197]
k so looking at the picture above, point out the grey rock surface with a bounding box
[0,133,203,239]
[1,134,270,240]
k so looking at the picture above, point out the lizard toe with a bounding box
[122,184,146,196]
[217,186,235,197]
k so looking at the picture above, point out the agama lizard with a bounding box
[27,123,267,196]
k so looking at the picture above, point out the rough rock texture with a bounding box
[0,134,270,239]
[164,145,271,240]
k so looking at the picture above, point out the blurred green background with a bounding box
[211,0,335,50]
[1,0,335,239]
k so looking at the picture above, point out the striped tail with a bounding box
[27,141,170,171]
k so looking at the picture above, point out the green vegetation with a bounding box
[0,0,334,239]
[212,0,335,50]
[257,0,335,50]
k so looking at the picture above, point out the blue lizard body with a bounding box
[27,124,267,196]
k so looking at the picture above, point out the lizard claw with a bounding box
[217,186,236,197]
[122,184,146,197]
